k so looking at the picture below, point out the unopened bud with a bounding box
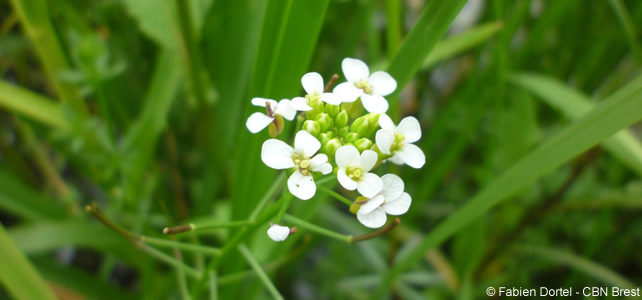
[344,132,358,143]
[315,113,334,132]
[343,101,364,119]
[319,132,333,144]
[349,196,368,214]
[364,113,381,137]
[354,138,373,152]
[323,138,342,156]
[350,116,370,137]
[325,104,340,117]
[337,126,350,137]
[302,120,321,137]
[268,115,285,137]
[335,110,349,128]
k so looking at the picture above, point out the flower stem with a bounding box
[163,220,253,235]
[249,172,286,221]
[283,214,352,243]
[274,191,294,223]
[141,236,220,256]
[317,186,352,206]
[237,244,284,300]
[140,243,201,278]
[324,74,339,92]
[350,218,401,243]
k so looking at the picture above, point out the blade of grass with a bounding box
[376,74,642,295]
[514,244,637,289]
[0,169,68,220]
[511,72,642,176]
[237,244,284,300]
[386,0,467,117]
[0,80,69,129]
[422,21,504,69]
[608,0,641,62]
[0,222,57,300]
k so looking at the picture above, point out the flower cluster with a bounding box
[246,58,426,240]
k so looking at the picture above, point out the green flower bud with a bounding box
[268,115,284,137]
[364,113,381,137]
[354,138,373,152]
[307,95,324,110]
[315,113,334,132]
[325,104,340,117]
[349,196,369,214]
[302,120,321,137]
[323,138,342,156]
[335,110,349,128]
[350,116,370,137]
[337,126,350,137]
[344,132,358,143]
[319,132,332,144]
[343,101,364,119]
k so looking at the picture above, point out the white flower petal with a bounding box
[375,129,394,155]
[320,92,342,105]
[261,139,294,169]
[275,99,296,120]
[251,97,277,108]
[267,224,290,241]
[342,57,369,83]
[357,172,383,198]
[302,72,324,95]
[383,192,411,215]
[397,143,425,168]
[368,71,397,96]
[356,207,387,228]
[359,150,378,171]
[337,168,358,190]
[291,97,312,111]
[381,174,404,200]
[288,171,316,200]
[358,194,384,215]
[378,113,395,131]
[294,130,321,157]
[397,116,421,143]
[333,82,362,103]
[389,154,404,165]
[309,154,332,174]
[361,93,389,113]
[335,145,360,168]
[246,112,274,133]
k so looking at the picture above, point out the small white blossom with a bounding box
[246,98,311,133]
[357,174,411,228]
[335,145,382,198]
[292,72,341,105]
[267,224,291,242]
[261,130,332,200]
[333,57,397,113]
[375,114,425,168]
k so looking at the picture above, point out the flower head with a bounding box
[333,58,397,113]
[261,130,332,200]
[292,72,341,105]
[375,114,425,168]
[246,97,311,133]
[356,174,411,228]
[267,224,293,242]
[335,145,382,198]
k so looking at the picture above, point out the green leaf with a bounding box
[0,222,57,300]
[423,21,504,69]
[0,80,69,129]
[0,169,68,221]
[514,244,637,289]
[511,72,642,176]
[121,0,181,49]
[377,74,642,294]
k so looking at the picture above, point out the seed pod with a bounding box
[335,110,349,128]
[354,138,373,152]
[302,120,321,137]
[315,113,334,132]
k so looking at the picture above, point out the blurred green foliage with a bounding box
[0,0,641,299]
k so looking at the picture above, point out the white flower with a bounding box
[292,72,341,105]
[246,97,311,133]
[261,130,332,200]
[335,145,382,198]
[333,57,397,113]
[267,224,291,242]
[375,114,425,168]
[356,174,411,228]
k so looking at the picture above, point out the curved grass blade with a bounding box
[376,74,642,295]
[0,80,69,129]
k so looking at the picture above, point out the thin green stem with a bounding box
[163,220,253,235]
[237,244,284,300]
[283,214,352,243]
[174,249,192,300]
[274,192,293,223]
[141,236,220,256]
[608,0,641,62]
[176,0,208,104]
[317,186,352,206]
[208,271,218,300]
[140,244,201,279]
[385,0,402,58]
[249,172,286,221]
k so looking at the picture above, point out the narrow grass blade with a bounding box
[514,244,637,289]
[511,72,642,176]
[608,0,641,62]
[0,80,69,129]
[0,222,57,300]
[423,22,504,69]
[238,244,284,300]
[377,74,642,295]
[0,169,67,220]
